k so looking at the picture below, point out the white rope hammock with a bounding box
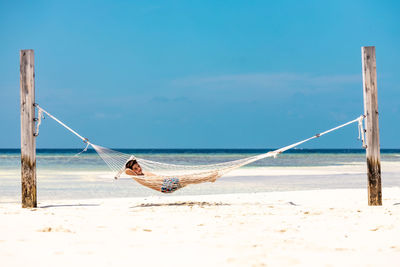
[34,104,366,193]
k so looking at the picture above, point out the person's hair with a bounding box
[125,159,138,170]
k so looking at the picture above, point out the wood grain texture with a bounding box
[361,46,382,206]
[20,49,37,208]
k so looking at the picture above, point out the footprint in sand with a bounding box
[37,226,73,233]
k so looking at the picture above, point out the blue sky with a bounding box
[0,0,399,148]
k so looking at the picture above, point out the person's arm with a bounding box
[125,169,136,176]
[125,168,156,177]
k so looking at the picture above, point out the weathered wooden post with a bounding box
[361,46,382,206]
[20,49,37,208]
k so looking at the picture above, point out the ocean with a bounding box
[1,149,400,203]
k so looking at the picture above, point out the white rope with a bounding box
[358,115,367,148]
[34,108,44,136]
[34,104,90,144]
[272,115,365,156]
[73,142,90,156]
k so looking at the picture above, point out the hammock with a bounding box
[34,104,366,193]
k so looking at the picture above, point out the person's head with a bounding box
[125,159,144,175]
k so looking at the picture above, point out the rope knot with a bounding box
[34,109,44,137]
[357,115,367,148]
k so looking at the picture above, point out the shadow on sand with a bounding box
[131,201,230,208]
[39,203,100,209]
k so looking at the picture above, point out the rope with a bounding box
[34,103,365,156]
[267,115,365,157]
[74,142,90,156]
[358,115,367,148]
[34,108,44,137]
[34,104,91,145]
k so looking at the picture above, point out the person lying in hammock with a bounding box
[124,159,218,193]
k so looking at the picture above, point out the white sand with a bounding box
[1,187,400,267]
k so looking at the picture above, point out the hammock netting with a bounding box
[34,104,366,193]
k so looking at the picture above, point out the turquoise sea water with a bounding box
[1,149,400,203]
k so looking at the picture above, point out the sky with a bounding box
[0,0,399,149]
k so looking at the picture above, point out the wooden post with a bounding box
[20,49,37,208]
[361,46,382,206]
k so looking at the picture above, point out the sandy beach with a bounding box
[1,187,399,267]
[2,0,399,266]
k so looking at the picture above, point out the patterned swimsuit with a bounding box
[160,178,181,193]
